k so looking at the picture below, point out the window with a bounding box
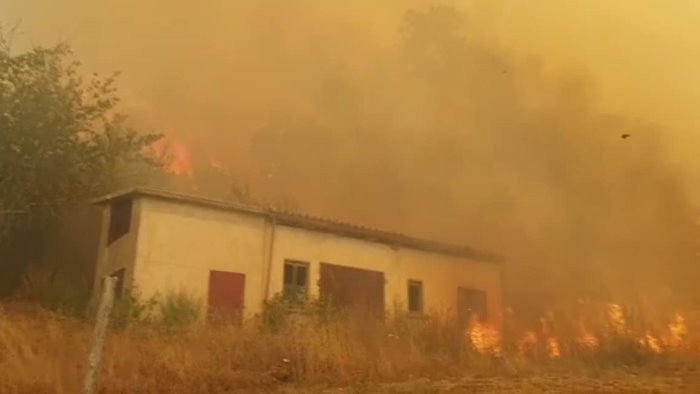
[407,280,423,313]
[108,200,132,245]
[283,260,309,305]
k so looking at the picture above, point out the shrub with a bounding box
[38,282,90,317]
[259,293,345,332]
[109,288,158,329]
[158,290,201,328]
[308,296,342,325]
[14,266,90,317]
[260,293,291,333]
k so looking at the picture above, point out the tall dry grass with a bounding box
[0,303,491,393]
[1,299,699,393]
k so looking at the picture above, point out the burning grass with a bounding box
[1,300,700,393]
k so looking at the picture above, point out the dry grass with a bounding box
[1,302,700,393]
[0,304,475,393]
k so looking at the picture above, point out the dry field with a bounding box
[1,301,700,393]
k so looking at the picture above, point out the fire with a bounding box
[517,330,538,357]
[667,312,687,348]
[458,304,699,361]
[149,138,193,176]
[576,329,599,350]
[546,337,561,359]
[540,315,561,359]
[466,315,501,356]
[639,331,663,354]
[574,299,599,350]
[606,303,626,335]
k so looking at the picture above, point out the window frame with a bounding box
[282,259,310,305]
[407,279,424,314]
[107,200,133,245]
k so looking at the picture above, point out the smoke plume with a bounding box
[4,0,699,315]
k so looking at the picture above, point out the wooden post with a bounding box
[83,276,117,394]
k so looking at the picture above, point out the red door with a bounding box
[319,263,385,319]
[208,270,245,323]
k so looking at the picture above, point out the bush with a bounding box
[158,290,201,328]
[258,294,346,333]
[109,288,158,329]
[108,289,200,330]
[15,267,90,316]
[308,296,343,325]
[38,283,90,317]
[260,293,291,333]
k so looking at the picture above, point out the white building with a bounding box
[91,188,502,325]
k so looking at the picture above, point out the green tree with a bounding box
[0,32,162,295]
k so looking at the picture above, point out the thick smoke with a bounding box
[244,7,699,314]
[4,1,699,315]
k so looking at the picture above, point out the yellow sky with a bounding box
[499,1,700,200]
[481,1,700,143]
[2,0,699,198]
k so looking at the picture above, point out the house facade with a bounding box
[91,188,503,325]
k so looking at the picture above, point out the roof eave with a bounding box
[92,188,504,264]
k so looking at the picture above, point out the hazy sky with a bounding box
[1,0,698,200]
[2,1,697,153]
[3,0,700,307]
[483,1,700,164]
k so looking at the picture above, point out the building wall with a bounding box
[395,248,502,322]
[97,197,501,322]
[267,225,502,322]
[90,200,142,311]
[132,198,268,318]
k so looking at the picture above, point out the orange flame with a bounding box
[540,315,561,359]
[546,337,561,359]
[576,329,599,350]
[517,331,538,357]
[150,139,193,176]
[639,331,663,353]
[462,304,695,360]
[667,313,687,348]
[466,316,501,356]
[606,303,626,335]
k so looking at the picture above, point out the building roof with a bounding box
[93,188,503,263]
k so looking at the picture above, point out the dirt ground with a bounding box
[277,366,700,393]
